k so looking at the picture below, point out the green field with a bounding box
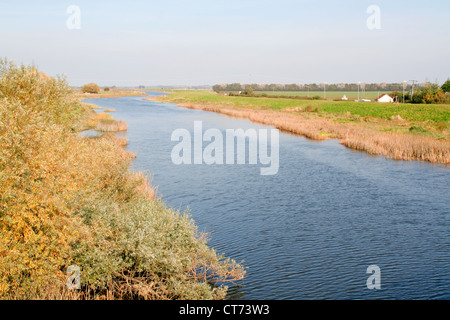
[157,90,450,123]
[255,90,387,100]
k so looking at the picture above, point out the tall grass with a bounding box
[96,119,127,132]
[175,102,450,164]
[81,111,128,132]
[0,59,244,299]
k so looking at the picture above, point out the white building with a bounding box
[376,94,394,103]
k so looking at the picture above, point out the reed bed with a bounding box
[81,102,102,109]
[113,136,129,147]
[100,132,129,148]
[80,111,128,132]
[96,119,127,132]
[177,102,450,164]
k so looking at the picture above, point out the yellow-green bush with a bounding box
[81,83,100,94]
[0,59,244,299]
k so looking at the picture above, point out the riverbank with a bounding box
[0,61,244,299]
[74,88,147,99]
[146,90,450,165]
[76,89,149,133]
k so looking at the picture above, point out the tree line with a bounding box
[212,81,450,93]
[214,79,450,104]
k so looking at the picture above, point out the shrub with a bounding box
[441,78,450,93]
[0,59,244,299]
[304,105,314,112]
[240,88,254,96]
[0,59,88,297]
[409,84,446,104]
[82,83,100,94]
[304,105,320,112]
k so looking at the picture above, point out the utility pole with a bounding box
[357,82,360,101]
[409,80,418,100]
[402,80,407,104]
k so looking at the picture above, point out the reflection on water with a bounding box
[83,92,450,300]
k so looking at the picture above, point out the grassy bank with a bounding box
[77,89,147,133]
[0,60,244,299]
[74,88,147,100]
[148,90,450,164]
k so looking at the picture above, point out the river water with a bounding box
[83,92,450,300]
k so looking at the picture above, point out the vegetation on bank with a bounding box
[81,111,128,132]
[0,59,244,299]
[75,88,146,99]
[149,90,450,164]
[391,83,449,104]
[82,83,101,94]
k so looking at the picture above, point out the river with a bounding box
[83,91,450,300]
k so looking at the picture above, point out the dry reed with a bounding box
[177,102,450,164]
[96,120,127,132]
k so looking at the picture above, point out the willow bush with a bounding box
[0,59,244,299]
[82,83,100,94]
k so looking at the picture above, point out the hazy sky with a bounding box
[1,0,449,86]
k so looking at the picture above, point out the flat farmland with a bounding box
[152,90,450,123]
[254,91,388,100]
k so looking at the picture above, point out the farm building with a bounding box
[376,94,394,103]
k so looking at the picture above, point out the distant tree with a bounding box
[441,78,450,93]
[242,87,254,96]
[212,84,223,92]
[104,87,110,92]
[231,83,243,91]
[410,84,445,104]
[82,83,100,94]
